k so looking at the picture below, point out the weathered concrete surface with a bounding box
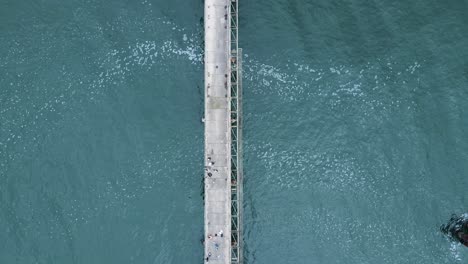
[204,0,231,263]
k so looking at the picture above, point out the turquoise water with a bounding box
[241,1,468,263]
[1,0,468,263]
[1,0,204,262]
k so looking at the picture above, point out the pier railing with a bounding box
[229,0,243,263]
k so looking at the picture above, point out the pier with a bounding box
[204,0,243,263]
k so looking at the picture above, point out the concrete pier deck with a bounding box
[204,0,232,263]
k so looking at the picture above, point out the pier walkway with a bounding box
[204,0,242,263]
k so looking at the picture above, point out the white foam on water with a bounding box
[243,55,422,116]
[1,14,205,185]
[246,140,393,199]
[91,31,202,95]
[0,17,203,180]
[450,242,462,261]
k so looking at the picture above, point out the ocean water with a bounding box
[1,0,468,263]
[1,0,205,262]
[241,1,468,263]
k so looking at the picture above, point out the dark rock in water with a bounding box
[441,213,468,247]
